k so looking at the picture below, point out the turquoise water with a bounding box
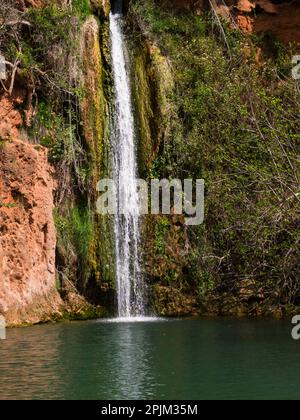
[0,318,299,400]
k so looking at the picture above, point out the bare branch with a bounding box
[8,57,20,95]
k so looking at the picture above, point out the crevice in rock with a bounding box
[111,0,130,15]
[42,223,48,244]
[270,0,293,4]
[11,189,32,210]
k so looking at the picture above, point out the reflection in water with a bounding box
[96,318,165,398]
[0,319,300,400]
[0,324,65,399]
[105,324,153,399]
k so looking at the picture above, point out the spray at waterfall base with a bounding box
[96,179,205,226]
[0,315,6,340]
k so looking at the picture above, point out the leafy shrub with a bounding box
[130,0,300,302]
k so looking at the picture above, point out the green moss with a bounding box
[133,51,154,173]
[61,305,107,321]
[72,0,92,20]
[28,4,69,33]
[80,16,116,290]
[55,206,97,288]
[129,28,173,176]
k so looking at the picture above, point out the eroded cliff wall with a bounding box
[157,0,300,44]
[0,95,62,325]
[0,0,111,325]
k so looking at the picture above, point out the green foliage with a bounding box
[72,0,92,20]
[149,156,166,179]
[2,1,90,187]
[30,97,91,200]
[131,0,300,302]
[70,207,93,263]
[0,201,17,209]
[154,217,170,254]
[26,4,70,45]
[30,102,66,162]
[55,207,94,283]
[197,272,215,298]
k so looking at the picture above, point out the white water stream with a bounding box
[110,8,146,318]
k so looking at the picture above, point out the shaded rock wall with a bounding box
[159,0,300,44]
[224,0,300,44]
[251,1,300,44]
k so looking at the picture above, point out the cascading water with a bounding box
[109,3,146,319]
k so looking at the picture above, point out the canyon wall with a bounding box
[160,0,300,44]
[226,0,300,44]
[0,96,62,325]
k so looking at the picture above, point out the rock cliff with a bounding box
[160,0,300,44]
[0,94,62,325]
[0,1,111,325]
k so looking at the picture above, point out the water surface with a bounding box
[0,318,299,400]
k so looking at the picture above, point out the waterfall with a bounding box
[109,7,146,318]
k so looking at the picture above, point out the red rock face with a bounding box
[0,124,62,325]
[218,0,300,44]
[160,0,300,44]
[252,1,300,44]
